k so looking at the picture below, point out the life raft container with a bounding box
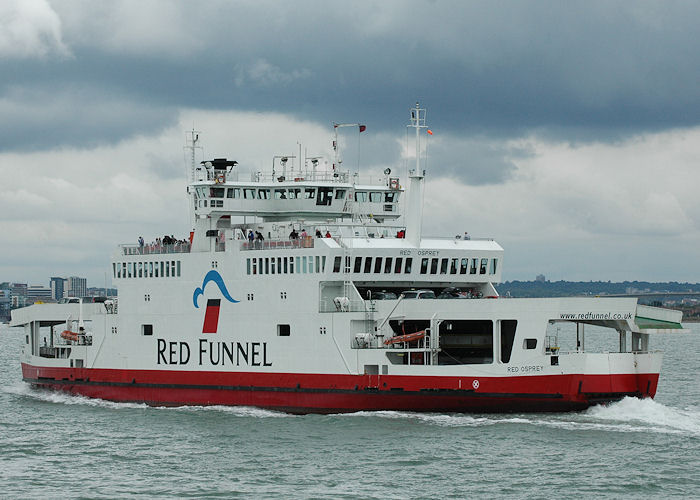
[384,330,426,345]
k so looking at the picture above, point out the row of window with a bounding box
[246,256,327,275]
[419,257,497,275]
[197,187,348,201]
[113,260,182,279]
[196,187,399,203]
[331,256,498,276]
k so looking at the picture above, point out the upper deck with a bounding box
[190,160,403,222]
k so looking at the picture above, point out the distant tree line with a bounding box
[498,280,700,298]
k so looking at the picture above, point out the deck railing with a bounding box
[121,243,192,255]
[240,237,315,251]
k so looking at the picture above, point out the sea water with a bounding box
[1,323,699,499]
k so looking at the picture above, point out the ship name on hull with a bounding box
[157,339,273,367]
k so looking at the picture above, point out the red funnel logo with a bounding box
[202,298,221,333]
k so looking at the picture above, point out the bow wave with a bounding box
[193,270,239,308]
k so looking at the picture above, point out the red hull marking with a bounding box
[202,299,221,334]
[21,363,659,413]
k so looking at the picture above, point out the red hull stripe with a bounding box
[21,363,659,413]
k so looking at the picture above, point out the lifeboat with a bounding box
[384,330,426,345]
[60,330,79,342]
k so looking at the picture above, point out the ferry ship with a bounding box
[13,103,685,413]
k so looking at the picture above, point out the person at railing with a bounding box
[325,231,331,238]
[255,231,264,249]
[248,230,255,244]
[138,236,144,253]
[300,229,308,239]
[315,229,322,238]
[289,229,298,240]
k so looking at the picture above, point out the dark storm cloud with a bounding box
[0,83,176,151]
[2,0,699,152]
[426,136,534,185]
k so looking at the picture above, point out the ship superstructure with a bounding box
[13,104,685,413]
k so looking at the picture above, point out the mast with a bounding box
[405,102,427,246]
[184,129,202,229]
[185,129,202,183]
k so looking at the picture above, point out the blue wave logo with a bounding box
[193,270,239,308]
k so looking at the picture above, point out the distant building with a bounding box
[0,290,10,321]
[11,283,27,298]
[27,285,52,301]
[66,276,87,298]
[50,277,66,301]
[11,295,26,308]
[9,283,27,308]
[535,274,546,283]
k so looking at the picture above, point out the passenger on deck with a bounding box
[138,236,144,252]
[289,229,298,240]
[248,230,255,243]
[315,229,322,238]
[300,229,308,238]
[325,231,331,238]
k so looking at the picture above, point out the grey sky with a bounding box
[1,0,699,285]
[3,1,699,152]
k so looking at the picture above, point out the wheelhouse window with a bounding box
[274,189,287,199]
[258,189,270,200]
[336,189,346,200]
[316,187,333,206]
[355,191,367,202]
[369,192,382,203]
[244,188,256,199]
[304,188,316,199]
[210,187,225,198]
